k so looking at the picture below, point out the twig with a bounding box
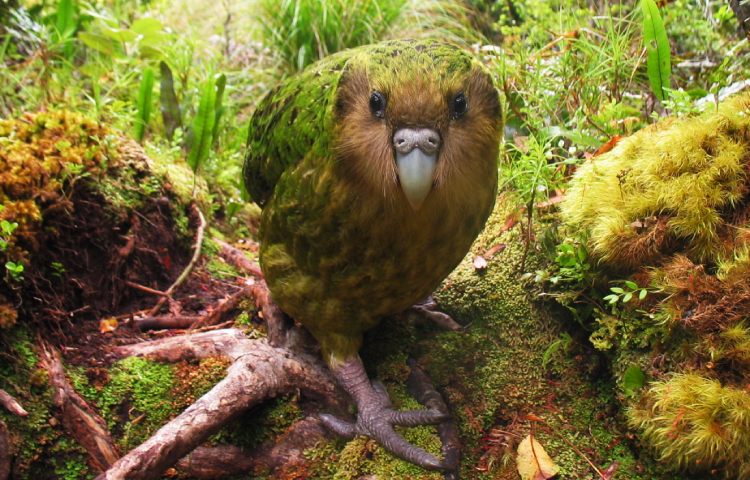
[148,203,206,316]
[190,283,255,330]
[0,389,28,417]
[125,281,168,297]
[215,239,263,278]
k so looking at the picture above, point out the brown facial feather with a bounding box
[333,59,501,210]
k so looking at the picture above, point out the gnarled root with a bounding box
[39,343,121,472]
[97,329,343,480]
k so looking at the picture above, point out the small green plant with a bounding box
[186,73,226,175]
[5,261,24,282]
[135,67,155,142]
[603,280,649,306]
[641,0,671,101]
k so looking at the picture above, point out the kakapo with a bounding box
[243,39,502,470]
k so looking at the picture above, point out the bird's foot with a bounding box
[320,356,450,471]
[408,295,463,331]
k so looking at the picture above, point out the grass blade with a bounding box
[186,76,217,173]
[211,73,226,147]
[135,67,155,143]
[641,0,671,101]
[159,61,182,141]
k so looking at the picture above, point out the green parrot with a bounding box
[244,39,502,470]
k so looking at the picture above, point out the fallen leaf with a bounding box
[473,255,488,271]
[99,317,118,333]
[517,434,559,480]
[593,135,622,157]
[484,243,506,259]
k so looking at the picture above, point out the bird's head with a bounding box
[333,40,502,210]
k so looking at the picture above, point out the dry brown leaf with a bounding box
[517,434,559,480]
[99,317,118,333]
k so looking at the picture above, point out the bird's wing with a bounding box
[243,52,350,207]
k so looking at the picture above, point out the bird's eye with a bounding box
[369,91,386,118]
[451,92,467,119]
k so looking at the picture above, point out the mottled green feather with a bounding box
[244,39,501,365]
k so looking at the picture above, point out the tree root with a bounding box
[0,389,27,417]
[215,239,263,278]
[148,203,206,316]
[97,328,344,480]
[176,416,328,478]
[39,342,121,472]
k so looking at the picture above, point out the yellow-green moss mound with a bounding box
[629,374,750,479]
[561,93,750,479]
[562,92,750,270]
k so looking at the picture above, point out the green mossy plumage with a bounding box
[244,39,502,363]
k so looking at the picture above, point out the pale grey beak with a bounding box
[393,127,440,210]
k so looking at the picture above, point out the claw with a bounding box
[408,296,463,331]
[319,413,356,439]
[389,408,448,427]
[371,380,392,407]
[326,356,451,471]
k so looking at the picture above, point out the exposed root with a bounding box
[133,314,201,330]
[190,282,255,330]
[215,239,263,278]
[0,389,27,417]
[39,342,121,472]
[98,328,344,480]
[148,203,206,316]
[176,416,328,478]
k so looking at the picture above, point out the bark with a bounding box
[40,343,121,472]
[215,239,263,278]
[0,389,27,417]
[176,416,328,478]
[98,329,343,480]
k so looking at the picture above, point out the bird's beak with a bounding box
[393,128,440,210]
[396,149,437,210]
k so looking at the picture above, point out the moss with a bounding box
[561,92,750,270]
[91,357,178,450]
[629,374,750,479]
[170,356,230,409]
[559,93,750,478]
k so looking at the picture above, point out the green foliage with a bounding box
[257,0,407,71]
[186,73,225,174]
[134,66,155,142]
[603,280,649,307]
[158,60,181,141]
[621,364,645,396]
[641,0,671,101]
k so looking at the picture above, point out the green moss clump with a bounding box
[94,357,177,450]
[561,92,750,269]
[560,93,750,478]
[629,374,750,479]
